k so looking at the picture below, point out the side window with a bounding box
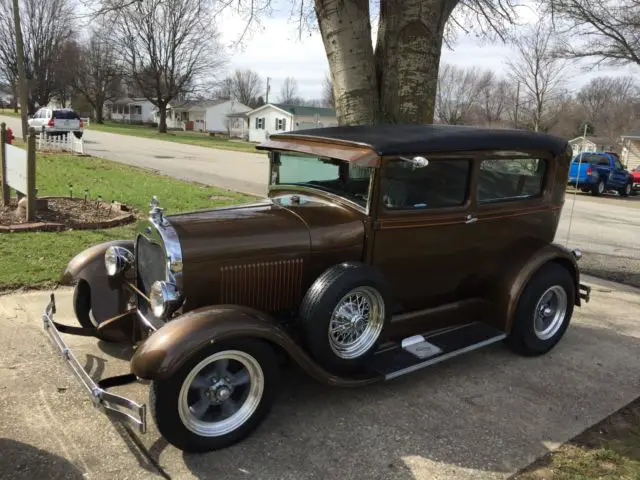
[381,159,470,210]
[477,158,546,204]
[598,156,610,166]
[614,159,623,170]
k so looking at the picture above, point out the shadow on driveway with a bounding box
[0,439,84,480]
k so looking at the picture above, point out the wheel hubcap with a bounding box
[178,350,264,437]
[533,285,568,340]
[328,286,385,359]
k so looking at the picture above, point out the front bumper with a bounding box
[42,293,147,433]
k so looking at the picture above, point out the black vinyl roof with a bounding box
[270,124,569,156]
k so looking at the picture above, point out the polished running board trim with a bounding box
[384,333,506,380]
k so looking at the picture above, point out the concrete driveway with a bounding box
[1,275,639,479]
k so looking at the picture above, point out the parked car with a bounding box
[568,151,633,196]
[630,165,640,195]
[43,125,591,453]
[27,107,84,139]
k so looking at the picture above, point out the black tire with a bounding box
[580,187,590,193]
[591,178,605,196]
[298,262,392,374]
[619,182,632,197]
[73,131,83,139]
[73,280,97,330]
[150,339,279,453]
[506,262,575,356]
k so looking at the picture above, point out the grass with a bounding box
[515,397,640,480]
[88,121,260,153]
[0,108,22,118]
[0,146,255,290]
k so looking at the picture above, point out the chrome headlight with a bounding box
[104,246,134,276]
[150,281,181,318]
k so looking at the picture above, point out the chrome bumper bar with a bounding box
[42,293,147,433]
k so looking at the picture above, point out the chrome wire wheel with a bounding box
[328,286,385,359]
[533,285,568,341]
[178,350,264,437]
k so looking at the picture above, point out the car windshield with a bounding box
[270,152,374,208]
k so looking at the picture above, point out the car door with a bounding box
[371,155,476,313]
[611,157,628,188]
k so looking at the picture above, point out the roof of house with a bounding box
[262,124,569,156]
[621,130,640,139]
[248,103,336,117]
[569,136,618,145]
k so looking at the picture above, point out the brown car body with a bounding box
[46,124,591,447]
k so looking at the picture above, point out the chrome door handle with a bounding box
[465,215,477,224]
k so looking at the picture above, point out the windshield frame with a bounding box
[267,150,376,214]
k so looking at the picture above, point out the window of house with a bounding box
[381,159,470,209]
[255,117,265,129]
[477,158,546,204]
[275,118,287,130]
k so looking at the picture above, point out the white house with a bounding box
[620,131,640,170]
[568,136,619,156]
[104,97,155,123]
[153,99,251,136]
[246,103,337,143]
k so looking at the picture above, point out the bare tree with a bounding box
[219,69,264,107]
[0,0,75,114]
[549,0,640,67]
[112,0,226,132]
[473,72,512,126]
[506,22,569,132]
[321,73,335,108]
[279,76,300,104]
[576,76,639,138]
[74,28,122,123]
[435,64,487,124]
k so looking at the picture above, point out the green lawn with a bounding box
[0,108,21,118]
[88,121,260,153]
[0,147,255,290]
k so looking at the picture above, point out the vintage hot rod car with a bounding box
[44,124,591,453]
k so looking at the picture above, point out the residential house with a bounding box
[246,104,337,143]
[153,99,251,136]
[104,97,156,123]
[620,131,640,170]
[568,136,619,156]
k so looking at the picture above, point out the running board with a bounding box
[372,322,507,380]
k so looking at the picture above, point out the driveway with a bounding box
[0,115,269,196]
[1,276,639,479]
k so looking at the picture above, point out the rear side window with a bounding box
[53,110,80,120]
[382,159,470,209]
[477,158,546,204]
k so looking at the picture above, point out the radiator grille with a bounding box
[136,235,166,317]
[220,259,304,312]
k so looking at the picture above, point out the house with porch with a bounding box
[104,97,155,123]
[568,136,620,156]
[620,131,640,170]
[246,104,337,143]
[153,99,252,136]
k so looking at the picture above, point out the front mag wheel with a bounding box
[151,339,279,452]
[506,263,575,356]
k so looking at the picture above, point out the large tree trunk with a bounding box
[158,104,168,133]
[315,0,379,125]
[317,0,457,125]
[95,97,104,124]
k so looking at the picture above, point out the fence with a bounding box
[36,132,84,155]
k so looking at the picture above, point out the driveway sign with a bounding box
[5,143,27,194]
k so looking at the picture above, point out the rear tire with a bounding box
[591,178,605,196]
[619,182,632,197]
[73,131,83,139]
[506,263,575,356]
[150,339,278,453]
[73,281,97,330]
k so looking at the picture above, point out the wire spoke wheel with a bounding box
[178,350,264,437]
[328,286,384,359]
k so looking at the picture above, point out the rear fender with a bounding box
[490,243,580,332]
[130,305,381,387]
[61,240,134,322]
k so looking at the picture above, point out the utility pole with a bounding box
[265,77,271,104]
[12,0,29,141]
[514,81,520,130]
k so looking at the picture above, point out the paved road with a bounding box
[1,276,639,479]
[0,115,269,196]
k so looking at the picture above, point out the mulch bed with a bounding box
[0,197,136,232]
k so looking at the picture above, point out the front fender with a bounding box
[61,240,134,322]
[130,305,381,387]
[493,242,580,331]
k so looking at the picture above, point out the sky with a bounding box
[216,3,639,103]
